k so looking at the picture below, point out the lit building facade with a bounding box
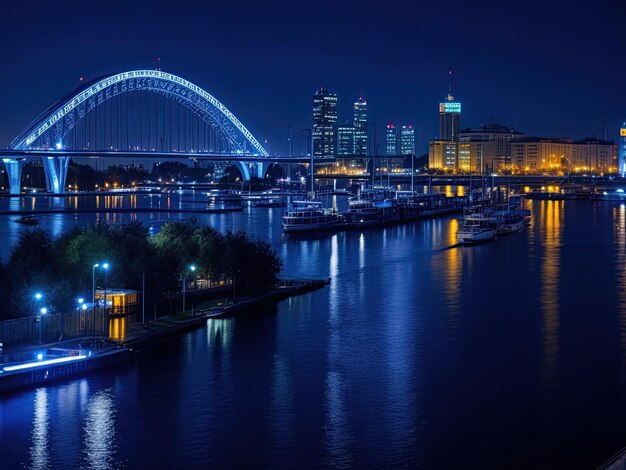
[312,87,338,158]
[439,94,461,141]
[458,123,524,172]
[619,122,626,177]
[386,124,398,155]
[429,140,457,170]
[571,138,617,173]
[353,98,368,155]
[510,137,617,173]
[400,125,415,155]
[336,123,355,156]
[511,138,572,172]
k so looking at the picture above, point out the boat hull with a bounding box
[457,229,497,244]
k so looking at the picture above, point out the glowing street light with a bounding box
[183,264,196,313]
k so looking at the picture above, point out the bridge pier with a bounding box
[234,161,251,182]
[255,162,270,179]
[41,156,70,194]
[2,158,24,195]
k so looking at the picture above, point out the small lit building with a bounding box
[95,289,139,317]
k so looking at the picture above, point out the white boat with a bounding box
[495,212,525,234]
[465,205,524,235]
[282,201,344,232]
[457,219,498,244]
[207,189,243,211]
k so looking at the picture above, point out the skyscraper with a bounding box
[336,123,355,156]
[439,94,461,141]
[353,97,368,155]
[618,122,626,178]
[313,87,338,158]
[400,125,415,155]
[386,124,397,155]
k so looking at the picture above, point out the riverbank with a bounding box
[0,278,329,394]
[123,278,329,348]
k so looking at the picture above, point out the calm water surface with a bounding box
[1,194,626,468]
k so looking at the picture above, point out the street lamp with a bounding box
[33,292,43,317]
[38,306,47,344]
[182,264,196,314]
[103,263,109,320]
[92,263,99,337]
[190,265,197,289]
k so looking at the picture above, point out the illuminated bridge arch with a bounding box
[6,70,268,193]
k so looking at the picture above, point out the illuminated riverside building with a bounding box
[619,122,626,177]
[458,123,524,173]
[428,140,457,170]
[511,137,617,173]
[400,125,415,155]
[439,94,461,141]
[386,124,398,155]
[571,138,618,173]
[313,87,338,158]
[336,123,355,156]
[353,98,368,155]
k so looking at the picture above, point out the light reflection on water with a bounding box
[3,196,626,468]
[29,388,49,470]
[82,389,118,470]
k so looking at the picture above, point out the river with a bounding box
[0,192,625,468]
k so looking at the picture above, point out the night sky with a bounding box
[1,0,625,156]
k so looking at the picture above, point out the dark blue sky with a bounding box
[1,0,624,156]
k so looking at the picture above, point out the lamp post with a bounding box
[92,263,99,338]
[183,264,196,314]
[38,307,47,344]
[103,263,109,320]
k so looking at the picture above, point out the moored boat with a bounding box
[281,201,344,232]
[207,189,243,211]
[457,218,498,244]
[15,215,39,225]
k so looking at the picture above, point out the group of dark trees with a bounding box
[0,221,282,320]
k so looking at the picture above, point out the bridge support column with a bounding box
[42,156,70,194]
[234,161,251,182]
[255,162,270,179]
[2,158,24,195]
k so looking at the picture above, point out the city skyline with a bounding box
[1,0,625,157]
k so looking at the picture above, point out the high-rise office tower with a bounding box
[400,125,415,155]
[336,123,355,156]
[439,94,461,141]
[386,124,398,155]
[353,97,368,155]
[621,123,626,176]
[312,87,338,158]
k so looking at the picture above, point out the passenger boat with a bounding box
[464,205,524,235]
[517,209,532,225]
[281,201,344,232]
[457,218,498,244]
[207,189,243,211]
[395,192,466,219]
[15,215,39,225]
[343,199,382,227]
[495,212,525,234]
[253,197,286,208]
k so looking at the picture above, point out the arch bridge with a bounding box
[3,70,275,194]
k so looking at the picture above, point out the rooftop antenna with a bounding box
[448,69,453,99]
[79,76,84,85]
[156,57,161,71]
